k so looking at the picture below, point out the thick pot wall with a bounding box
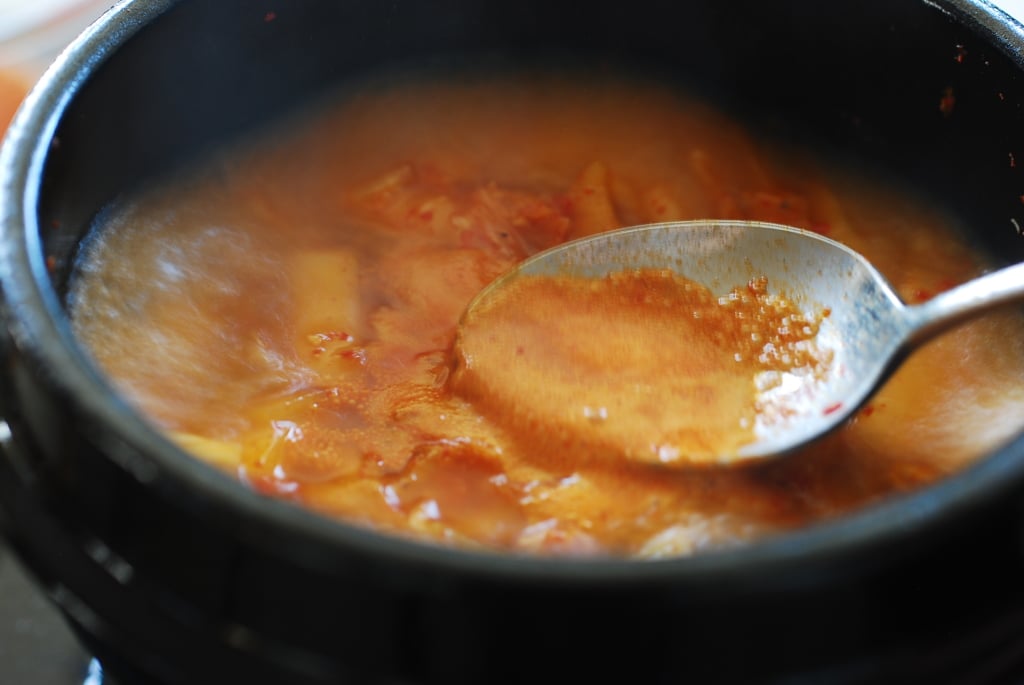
[1,1,1024,683]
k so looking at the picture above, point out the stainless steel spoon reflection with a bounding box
[457,220,1024,465]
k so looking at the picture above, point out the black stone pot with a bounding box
[2,1,1024,683]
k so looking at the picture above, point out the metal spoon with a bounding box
[457,220,1024,464]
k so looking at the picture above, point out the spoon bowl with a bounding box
[458,220,1024,464]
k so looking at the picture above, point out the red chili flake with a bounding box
[310,331,353,344]
[911,289,932,303]
[247,476,275,495]
[939,87,956,116]
[954,44,967,63]
[264,11,277,22]
[1019,194,1024,206]
[248,474,300,497]
[50,219,61,229]
[516,346,525,356]
[823,402,843,416]
[746,276,768,295]
[582,187,595,196]
[810,221,831,236]
[419,209,434,221]
[337,348,367,364]
[45,255,57,272]
[861,404,875,418]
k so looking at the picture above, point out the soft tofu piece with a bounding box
[287,249,364,379]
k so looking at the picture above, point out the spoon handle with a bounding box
[907,260,1024,346]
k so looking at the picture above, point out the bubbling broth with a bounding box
[69,72,1024,558]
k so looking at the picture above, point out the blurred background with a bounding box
[0,0,111,77]
[1,1,1024,683]
[0,0,110,129]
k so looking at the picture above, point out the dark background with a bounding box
[0,540,96,683]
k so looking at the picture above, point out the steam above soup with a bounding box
[69,72,1024,558]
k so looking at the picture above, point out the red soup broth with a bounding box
[68,73,1024,558]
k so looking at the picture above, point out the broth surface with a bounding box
[69,73,1024,558]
